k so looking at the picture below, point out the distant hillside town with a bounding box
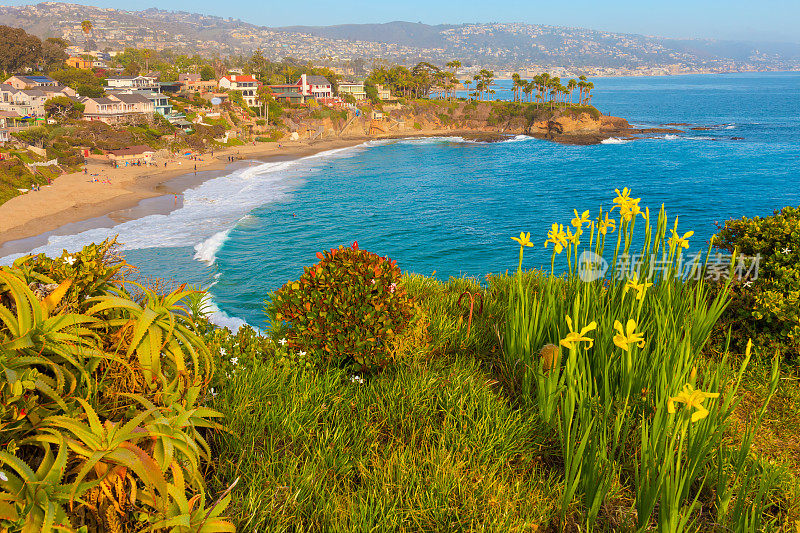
[1,3,799,77]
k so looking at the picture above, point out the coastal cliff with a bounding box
[277,101,643,145]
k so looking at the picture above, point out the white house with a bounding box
[104,75,160,92]
[218,75,259,107]
[297,74,332,99]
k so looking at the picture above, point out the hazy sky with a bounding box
[5,0,800,43]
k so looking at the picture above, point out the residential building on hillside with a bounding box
[376,84,392,100]
[0,84,77,117]
[66,57,93,69]
[81,93,154,123]
[4,75,59,90]
[104,75,159,92]
[218,75,259,106]
[338,82,366,101]
[267,84,309,104]
[178,73,217,94]
[297,74,332,99]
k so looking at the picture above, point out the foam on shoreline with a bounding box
[0,143,373,265]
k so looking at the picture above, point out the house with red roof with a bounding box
[218,75,259,107]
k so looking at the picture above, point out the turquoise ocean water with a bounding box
[4,73,799,328]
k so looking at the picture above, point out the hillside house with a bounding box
[218,75,259,106]
[4,75,60,90]
[81,93,154,123]
[178,73,217,94]
[0,85,77,117]
[66,57,93,69]
[267,84,309,104]
[376,84,392,100]
[338,82,366,101]
[297,74,332,99]
[104,75,159,92]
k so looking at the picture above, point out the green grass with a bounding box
[208,341,560,531]
[204,270,799,531]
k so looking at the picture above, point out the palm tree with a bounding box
[577,75,588,105]
[463,79,472,100]
[567,79,577,105]
[584,82,594,106]
[540,73,551,101]
[81,20,93,53]
[445,60,461,76]
[511,73,521,102]
[523,80,533,102]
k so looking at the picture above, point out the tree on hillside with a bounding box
[41,37,68,71]
[200,65,215,81]
[44,96,85,119]
[51,68,105,97]
[0,25,42,74]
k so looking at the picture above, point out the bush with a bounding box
[267,242,415,372]
[713,205,800,357]
[413,122,422,130]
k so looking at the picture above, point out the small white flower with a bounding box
[350,375,365,384]
[743,280,753,287]
[389,283,397,293]
[230,357,238,365]
[298,351,307,357]
[371,279,377,285]
[63,255,76,266]
[782,247,792,254]
[0,471,7,482]
[220,347,227,356]
[210,387,217,396]
[279,338,287,346]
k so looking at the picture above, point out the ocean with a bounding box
[4,72,799,329]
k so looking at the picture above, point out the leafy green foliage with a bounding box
[0,241,232,532]
[714,205,800,357]
[268,242,415,372]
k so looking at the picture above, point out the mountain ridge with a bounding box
[1,3,798,72]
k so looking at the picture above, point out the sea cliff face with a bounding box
[279,101,644,145]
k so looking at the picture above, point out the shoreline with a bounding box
[0,129,484,257]
[0,136,383,256]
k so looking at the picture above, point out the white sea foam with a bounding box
[725,124,736,129]
[206,297,250,332]
[664,134,680,140]
[194,229,231,265]
[0,144,369,265]
[600,137,630,144]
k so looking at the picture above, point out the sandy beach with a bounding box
[0,136,383,254]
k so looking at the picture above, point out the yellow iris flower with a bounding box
[612,188,643,222]
[566,226,582,246]
[613,319,645,352]
[512,232,534,272]
[624,275,653,301]
[511,231,534,248]
[598,212,616,235]
[571,209,591,228]
[669,228,694,250]
[667,384,720,422]
[559,315,597,349]
[544,224,568,254]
